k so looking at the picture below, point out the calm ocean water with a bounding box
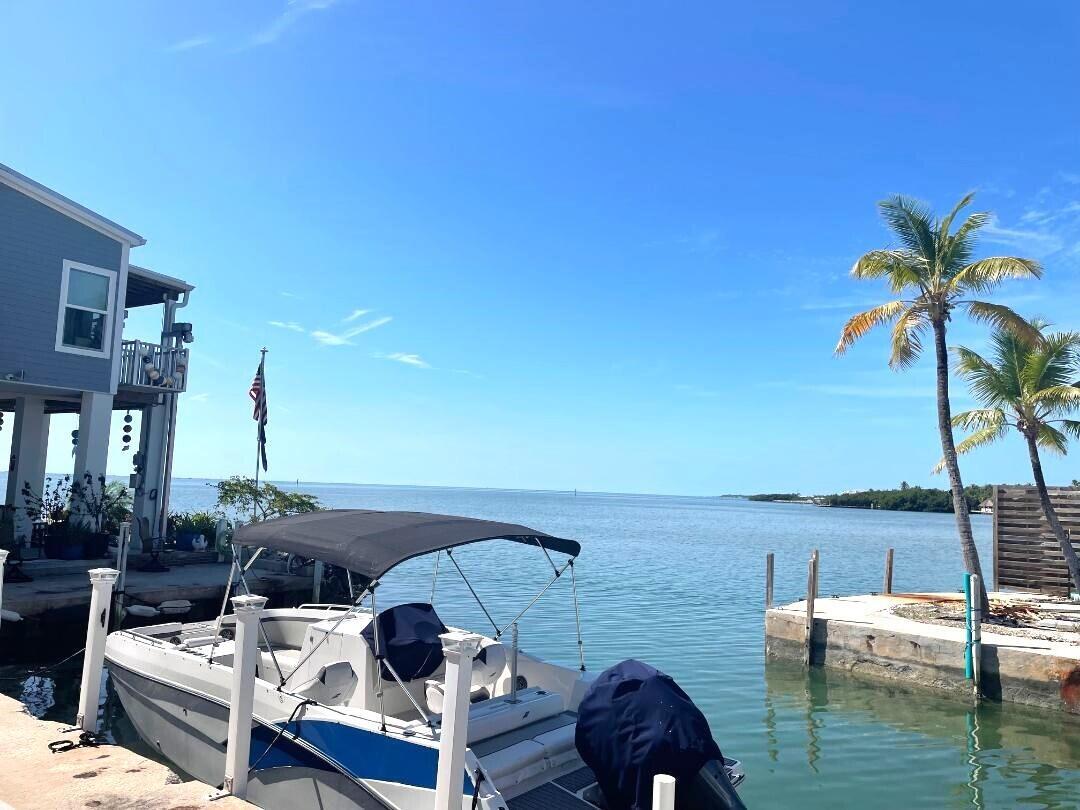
[6,479,1080,808]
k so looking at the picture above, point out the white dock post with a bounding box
[312,560,324,603]
[434,631,482,810]
[0,550,8,630]
[112,522,131,628]
[76,568,120,733]
[971,573,982,697]
[223,593,267,799]
[652,774,676,810]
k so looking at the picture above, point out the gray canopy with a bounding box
[233,509,580,582]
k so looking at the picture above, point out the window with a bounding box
[55,260,116,357]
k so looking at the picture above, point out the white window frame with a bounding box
[54,259,117,358]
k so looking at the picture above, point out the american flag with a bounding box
[249,356,268,471]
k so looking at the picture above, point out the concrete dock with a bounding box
[766,592,1080,714]
[2,561,311,620]
[0,693,254,809]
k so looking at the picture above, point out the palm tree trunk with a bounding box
[1023,431,1080,594]
[931,317,990,612]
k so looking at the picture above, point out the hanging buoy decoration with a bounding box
[122,411,132,451]
[142,355,161,382]
[0,411,4,433]
[71,429,79,456]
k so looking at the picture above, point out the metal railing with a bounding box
[118,339,189,392]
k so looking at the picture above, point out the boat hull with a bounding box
[107,661,387,810]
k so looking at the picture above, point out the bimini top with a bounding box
[233,509,580,582]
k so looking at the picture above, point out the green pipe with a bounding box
[964,572,973,680]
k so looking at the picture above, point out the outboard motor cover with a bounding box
[575,659,744,810]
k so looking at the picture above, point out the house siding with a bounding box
[0,182,124,393]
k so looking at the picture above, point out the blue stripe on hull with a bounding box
[266,719,472,794]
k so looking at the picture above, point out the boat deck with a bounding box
[506,767,599,810]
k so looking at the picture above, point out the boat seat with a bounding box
[478,718,581,790]
[292,660,358,705]
[466,687,565,744]
[258,648,304,680]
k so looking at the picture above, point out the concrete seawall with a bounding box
[766,593,1080,715]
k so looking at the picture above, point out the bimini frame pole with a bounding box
[280,582,374,688]
[445,549,499,636]
[371,584,386,732]
[496,558,572,639]
[430,550,441,604]
[569,559,586,671]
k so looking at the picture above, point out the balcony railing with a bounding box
[119,340,189,392]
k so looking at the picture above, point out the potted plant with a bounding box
[71,473,131,558]
[169,511,218,551]
[21,476,72,558]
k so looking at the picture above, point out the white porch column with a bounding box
[72,392,114,525]
[223,593,268,799]
[4,396,50,543]
[0,550,8,630]
[76,567,119,733]
[132,402,168,549]
[434,631,482,810]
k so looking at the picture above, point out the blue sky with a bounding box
[3,1,1080,495]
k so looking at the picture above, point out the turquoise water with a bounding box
[6,480,1080,807]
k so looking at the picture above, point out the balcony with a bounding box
[119,339,189,393]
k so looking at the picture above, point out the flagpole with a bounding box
[253,347,267,523]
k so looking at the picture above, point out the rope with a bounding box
[48,731,107,754]
[471,767,485,809]
[248,699,315,774]
[0,647,85,681]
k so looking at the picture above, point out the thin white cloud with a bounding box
[343,308,371,323]
[982,216,1066,256]
[167,35,213,52]
[383,352,430,369]
[675,383,720,398]
[188,392,210,403]
[248,0,340,48]
[800,298,884,312]
[311,316,392,346]
[279,291,299,299]
[268,320,305,333]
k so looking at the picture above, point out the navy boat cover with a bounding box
[575,659,724,810]
[361,602,448,682]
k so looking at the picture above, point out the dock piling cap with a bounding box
[88,568,119,584]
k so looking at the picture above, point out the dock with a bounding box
[0,693,254,809]
[766,592,1080,714]
[2,558,312,621]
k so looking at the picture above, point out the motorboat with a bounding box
[105,509,745,809]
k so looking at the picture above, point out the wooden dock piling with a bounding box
[883,547,894,595]
[765,552,774,610]
[805,549,818,666]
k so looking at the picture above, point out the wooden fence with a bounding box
[993,486,1080,595]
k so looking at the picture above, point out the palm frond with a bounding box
[1031,384,1080,413]
[938,192,976,239]
[932,423,1007,472]
[952,345,1013,407]
[879,196,938,267]
[834,300,909,356]
[1036,423,1069,455]
[949,257,1043,294]
[951,408,1007,431]
[889,303,929,369]
[939,210,991,277]
[963,301,1045,346]
[1022,331,1080,393]
[1060,420,1080,441]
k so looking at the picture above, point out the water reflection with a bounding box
[764,660,1080,809]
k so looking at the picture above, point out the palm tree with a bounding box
[836,194,1043,610]
[943,322,1080,593]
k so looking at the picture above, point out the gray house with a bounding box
[0,162,194,548]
